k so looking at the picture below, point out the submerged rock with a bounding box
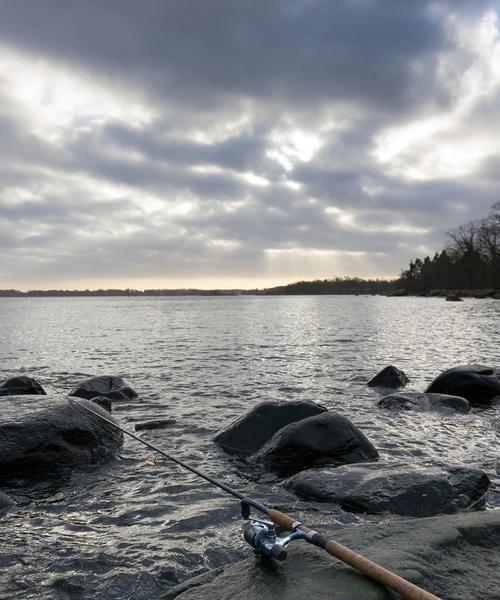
[426,365,500,406]
[163,510,500,600]
[0,394,123,479]
[69,375,137,402]
[253,412,378,477]
[0,376,46,397]
[135,418,176,431]
[445,295,463,302]
[378,391,470,413]
[213,400,327,456]
[367,366,409,388]
[286,463,490,516]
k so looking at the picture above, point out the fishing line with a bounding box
[68,397,444,600]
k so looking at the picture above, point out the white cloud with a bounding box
[374,10,500,180]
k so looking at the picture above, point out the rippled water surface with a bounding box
[0,296,499,599]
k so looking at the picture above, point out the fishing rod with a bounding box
[69,398,443,600]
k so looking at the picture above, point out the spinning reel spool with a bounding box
[241,500,306,561]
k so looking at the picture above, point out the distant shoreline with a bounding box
[0,281,498,299]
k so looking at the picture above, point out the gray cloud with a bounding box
[0,0,499,288]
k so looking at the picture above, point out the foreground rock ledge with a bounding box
[162,510,500,600]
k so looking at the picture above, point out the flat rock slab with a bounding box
[426,365,500,406]
[253,412,378,477]
[0,394,123,479]
[135,418,177,431]
[285,463,490,516]
[163,510,500,600]
[69,375,138,402]
[378,392,471,414]
[214,400,327,456]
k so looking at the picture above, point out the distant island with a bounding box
[1,203,498,298]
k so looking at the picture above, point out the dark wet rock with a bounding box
[286,463,490,516]
[445,295,463,301]
[253,412,378,477]
[0,376,46,397]
[0,491,13,512]
[161,568,224,600]
[163,510,500,600]
[367,366,409,388]
[387,288,407,296]
[213,400,327,456]
[91,396,112,412]
[0,394,123,479]
[69,375,137,402]
[426,364,500,406]
[378,391,471,413]
[135,418,176,431]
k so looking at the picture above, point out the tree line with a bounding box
[400,202,500,293]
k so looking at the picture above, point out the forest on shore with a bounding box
[1,204,498,297]
[400,202,499,293]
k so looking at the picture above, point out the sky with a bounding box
[1,0,500,290]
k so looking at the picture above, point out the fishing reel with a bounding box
[241,501,306,561]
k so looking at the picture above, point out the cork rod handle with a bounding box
[267,509,443,600]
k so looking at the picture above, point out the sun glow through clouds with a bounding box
[0,44,153,141]
[373,10,500,180]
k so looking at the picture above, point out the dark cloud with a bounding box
[0,0,447,111]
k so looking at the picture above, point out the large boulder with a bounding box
[377,392,470,414]
[0,395,123,479]
[367,366,409,388]
[0,376,46,396]
[286,463,490,516]
[213,400,327,456]
[253,412,378,477]
[162,510,500,600]
[426,365,500,406]
[69,375,137,402]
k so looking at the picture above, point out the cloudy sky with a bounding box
[1,0,499,290]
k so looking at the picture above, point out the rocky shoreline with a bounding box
[0,365,499,599]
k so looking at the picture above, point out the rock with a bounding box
[0,395,123,479]
[377,392,470,413]
[135,418,176,431]
[426,365,500,406]
[213,400,327,456]
[446,295,463,302]
[0,491,13,512]
[0,376,46,396]
[69,375,137,402]
[387,288,407,296]
[163,510,500,600]
[91,396,112,412]
[286,463,490,516]
[253,412,378,477]
[367,366,409,388]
